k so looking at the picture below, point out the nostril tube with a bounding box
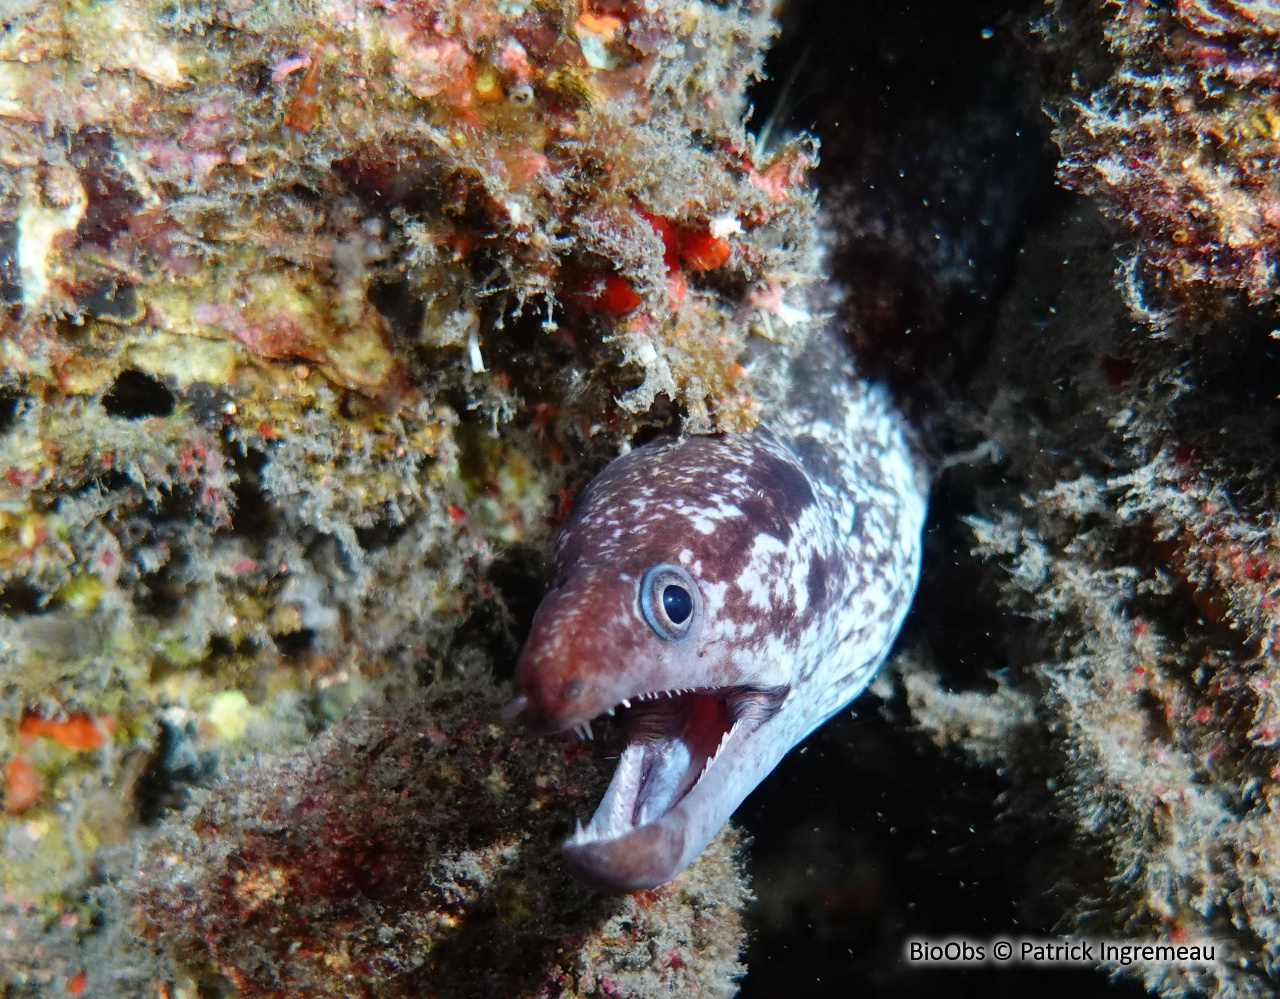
[498,695,529,723]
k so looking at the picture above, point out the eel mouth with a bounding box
[564,684,787,861]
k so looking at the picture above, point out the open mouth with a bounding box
[565,685,788,848]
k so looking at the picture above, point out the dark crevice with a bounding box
[135,564,187,619]
[471,545,547,682]
[134,714,218,824]
[230,445,275,538]
[0,223,19,305]
[368,276,425,345]
[732,2,1131,998]
[0,389,24,433]
[81,281,140,322]
[206,634,237,660]
[274,628,316,658]
[354,517,410,552]
[102,370,176,420]
[0,580,45,615]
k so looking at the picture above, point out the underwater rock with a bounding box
[909,198,1280,999]
[946,7,1280,993]
[1046,0,1280,324]
[21,0,1280,995]
[0,0,816,992]
[136,680,749,999]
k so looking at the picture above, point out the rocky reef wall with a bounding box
[9,1,1280,998]
[0,0,813,994]
[898,4,1280,998]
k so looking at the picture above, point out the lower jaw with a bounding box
[562,807,693,891]
[556,687,789,890]
[560,732,742,891]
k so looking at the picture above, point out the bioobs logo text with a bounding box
[906,940,991,964]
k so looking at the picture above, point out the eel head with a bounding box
[507,556,792,891]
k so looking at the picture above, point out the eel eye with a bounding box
[640,564,699,640]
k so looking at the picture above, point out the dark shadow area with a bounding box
[273,627,316,659]
[749,0,1069,425]
[467,543,547,683]
[134,712,219,824]
[0,223,21,305]
[0,388,23,433]
[737,714,1151,999]
[102,369,176,420]
[354,514,411,552]
[0,579,44,615]
[134,562,188,620]
[80,280,140,322]
[229,444,276,538]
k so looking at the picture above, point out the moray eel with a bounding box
[506,327,927,891]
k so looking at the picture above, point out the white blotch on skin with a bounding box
[735,533,788,610]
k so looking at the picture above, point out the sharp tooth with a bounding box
[714,721,737,758]
[695,721,740,786]
[607,707,615,717]
[585,721,593,740]
[621,698,631,708]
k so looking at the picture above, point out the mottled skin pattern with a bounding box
[510,327,927,890]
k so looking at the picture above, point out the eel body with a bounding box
[507,326,928,891]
